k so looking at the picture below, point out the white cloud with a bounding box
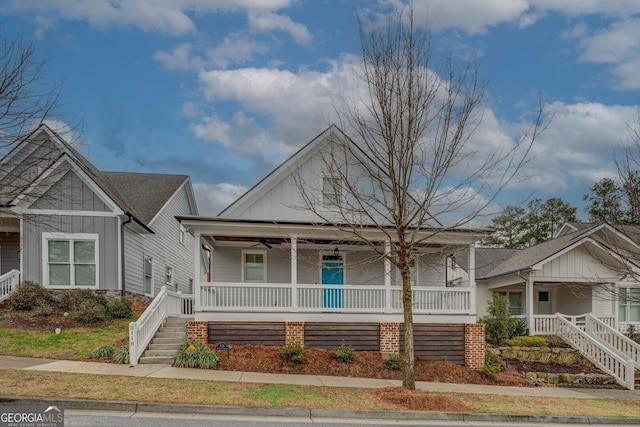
[154,43,201,70]
[206,33,270,68]
[7,0,296,35]
[509,102,637,192]
[248,11,312,45]
[193,182,248,216]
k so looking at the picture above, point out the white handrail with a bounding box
[129,287,195,366]
[586,313,640,369]
[555,314,635,390]
[0,269,20,303]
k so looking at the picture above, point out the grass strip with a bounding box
[0,369,639,417]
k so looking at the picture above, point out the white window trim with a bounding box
[242,249,267,283]
[319,250,346,284]
[42,232,99,289]
[495,290,524,316]
[179,224,186,245]
[618,284,640,324]
[321,175,343,210]
[143,255,154,297]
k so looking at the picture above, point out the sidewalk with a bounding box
[2,355,640,400]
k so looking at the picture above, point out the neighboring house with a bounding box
[451,222,640,334]
[178,125,488,367]
[0,124,198,298]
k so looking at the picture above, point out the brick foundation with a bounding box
[464,323,485,369]
[285,321,305,346]
[379,322,400,355]
[186,321,208,344]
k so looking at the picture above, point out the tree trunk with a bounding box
[401,264,415,390]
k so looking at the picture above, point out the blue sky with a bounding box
[2,1,640,220]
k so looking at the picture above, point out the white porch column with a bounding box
[290,235,298,311]
[468,243,476,315]
[384,240,392,313]
[193,231,201,312]
[524,273,534,336]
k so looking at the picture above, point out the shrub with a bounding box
[481,293,526,344]
[627,324,640,345]
[10,281,52,311]
[334,342,355,362]
[113,346,130,364]
[505,336,548,347]
[174,341,220,369]
[72,299,108,324]
[482,345,504,379]
[280,341,305,364]
[107,297,133,319]
[385,353,402,370]
[93,345,116,358]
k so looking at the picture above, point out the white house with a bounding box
[179,125,487,367]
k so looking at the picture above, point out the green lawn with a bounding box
[0,317,131,360]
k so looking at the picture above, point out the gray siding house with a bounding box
[0,125,197,297]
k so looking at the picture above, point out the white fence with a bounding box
[586,313,640,370]
[198,282,472,314]
[0,270,20,303]
[129,287,195,365]
[555,315,636,390]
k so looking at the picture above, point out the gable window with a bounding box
[143,255,153,296]
[619,287,640,323]
[243,250,266,282]
[43,233,98,288]
[496,291,523,316]
[322,177,342,209]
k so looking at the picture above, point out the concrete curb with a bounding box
[2,396,640,424]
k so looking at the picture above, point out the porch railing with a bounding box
[585,313,640,370]
[521,314,617,336]
[555,314,635,390]
[0,269,20,303]
[199,282,472,313]
[129,287,195,366]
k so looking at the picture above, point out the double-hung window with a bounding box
[619,287,640,323]
[43,233,98,288]
[322,177,342,209]
[243,250,266,282]
[496,291,523,316]
[143,255,153,296]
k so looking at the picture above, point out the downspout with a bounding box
[517,270,532,335]
[121,214,133,297]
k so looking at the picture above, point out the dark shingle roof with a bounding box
[100,172,188,225]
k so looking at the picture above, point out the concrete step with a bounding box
[143,349,179,357]
[151,337,185,345]
[154,331,186,338]
[139,356,175,365]
[148,343,182,351]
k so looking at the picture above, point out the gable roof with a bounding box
[100,171,193,225]
[219,124,443,226]
[2,124,195,229]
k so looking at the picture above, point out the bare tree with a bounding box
[294,7,547,390]
[0,28,80,223]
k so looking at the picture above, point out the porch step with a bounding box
[138,316,190,365]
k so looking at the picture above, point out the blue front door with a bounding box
[322,255,343,308]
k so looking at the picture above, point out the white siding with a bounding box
[591,286,615,317]
[475,281,493,318]
[539,245,618,280]
[123,185,196,296]
[555,284,592,315]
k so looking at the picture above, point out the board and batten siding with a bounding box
[22,215,119,290]
[123,185,196,296]
[538,245,618,280]
[30,169,110,212]
[227,141,376,223]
